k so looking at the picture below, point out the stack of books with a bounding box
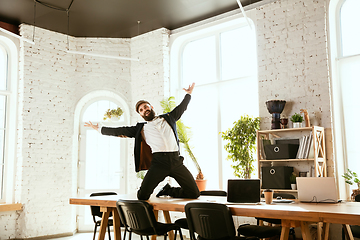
[296,132,314,159]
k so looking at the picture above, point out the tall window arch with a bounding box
[0,36,18,203]
[74,91,130,230]
[330,0,360,199]
[170,17,259,190]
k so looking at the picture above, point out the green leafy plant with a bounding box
[103,107,124,120]
[342,169,360,188]
[290,113,304,123]
[160,96,204,180]
[136,170,147,180]
[290,172,297,184]
[220,115,260,179]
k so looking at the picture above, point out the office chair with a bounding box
[90,192,117,240]
[174,190,227,235]
[237,193,296,240]
[342,194,360,240]
[185,202,258,240]
[116,199,184,240]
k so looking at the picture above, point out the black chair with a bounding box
[90,192,117,240]
[174,190,227,234]
[237,193,296,240]
[116,199,184,240]
[185,202,257,240]
[342,194,360,239]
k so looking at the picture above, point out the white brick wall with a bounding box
[256,0,334,177]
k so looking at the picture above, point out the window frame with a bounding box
[0,35,18,203]
[329,0,359,200]
[170,16,258,189]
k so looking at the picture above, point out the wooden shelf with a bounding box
[257,126,327,191]
[0,203,22,212]
[259,159,314,162]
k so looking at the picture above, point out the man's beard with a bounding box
[142,109,156,121]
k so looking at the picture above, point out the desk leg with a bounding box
[322,222,330,240]
[163,211,174,240]
[112,208,122,240]
[300,222,312,240]
[343,224,355,240]
[151,210,159,240]
[280,226,290,240]
[99,207,111,240]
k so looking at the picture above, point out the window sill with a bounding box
[0,203,22,212]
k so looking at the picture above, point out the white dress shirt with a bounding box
[143,116,178,153]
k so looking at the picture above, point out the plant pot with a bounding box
[195,179,207,192]
[291,184,297,190]
[111,116,120,121]
[292,122,302,128]
[351,189,360,201]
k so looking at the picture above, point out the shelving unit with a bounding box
[257,126,327,192]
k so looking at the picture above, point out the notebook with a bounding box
[227,179,261,204]
[296,177,339,203]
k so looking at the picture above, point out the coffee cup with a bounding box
[263,189,273,204]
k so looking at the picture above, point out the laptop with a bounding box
[227,179,261,204]
[296,177,339,203]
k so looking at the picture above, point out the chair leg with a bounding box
[123,228,127,240]
[178,229,184,240]
[107,224,111,240]
[163,233,168,240]
[93,224,98,240]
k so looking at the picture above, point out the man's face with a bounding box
[138,103,156,121]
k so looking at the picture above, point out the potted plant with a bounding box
[220,115,260,179]
[290,113,304,128]
[160,97,205,190]
[290,172,297,190]
[103,107,124,121]
[342,169,360,201]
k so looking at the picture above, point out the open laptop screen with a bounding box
[296,177,339,203]
[227,179,260,203]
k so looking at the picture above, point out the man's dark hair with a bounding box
[135,100,151,113]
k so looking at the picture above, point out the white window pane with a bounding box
[0,46,6,91]
[340,0,360,56]
[0,95,6,128]
[182,86,220,189]
[83,100,124,122]
[339,56,360,181]
[220,27,256,80]
[182,36,217,86]
[219,78,259,188]
[85,130,121,189]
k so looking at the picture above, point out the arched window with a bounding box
[75,92,129,231]
[0,36,17,203]
[170,17,258,190]
[330,0,360,198]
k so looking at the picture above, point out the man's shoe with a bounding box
[156,183,171,197]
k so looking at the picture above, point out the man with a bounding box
[84,83,200,200]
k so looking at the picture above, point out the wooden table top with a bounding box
[69,194,360,225]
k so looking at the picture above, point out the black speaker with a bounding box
[261,166,294,189]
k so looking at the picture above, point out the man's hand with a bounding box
[84,121,99,131]
[183,82,195,94]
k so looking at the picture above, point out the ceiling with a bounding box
[0,0,263,38]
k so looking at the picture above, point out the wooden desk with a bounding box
[70,194,359,240]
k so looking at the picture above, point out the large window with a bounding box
[171,17,258,190]
[0,36,17,203]
[330,0,360,198]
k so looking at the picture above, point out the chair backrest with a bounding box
[200,190,227,196]
[116,199,158,235]
[90,192,117,219]
[185,202,236,240]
